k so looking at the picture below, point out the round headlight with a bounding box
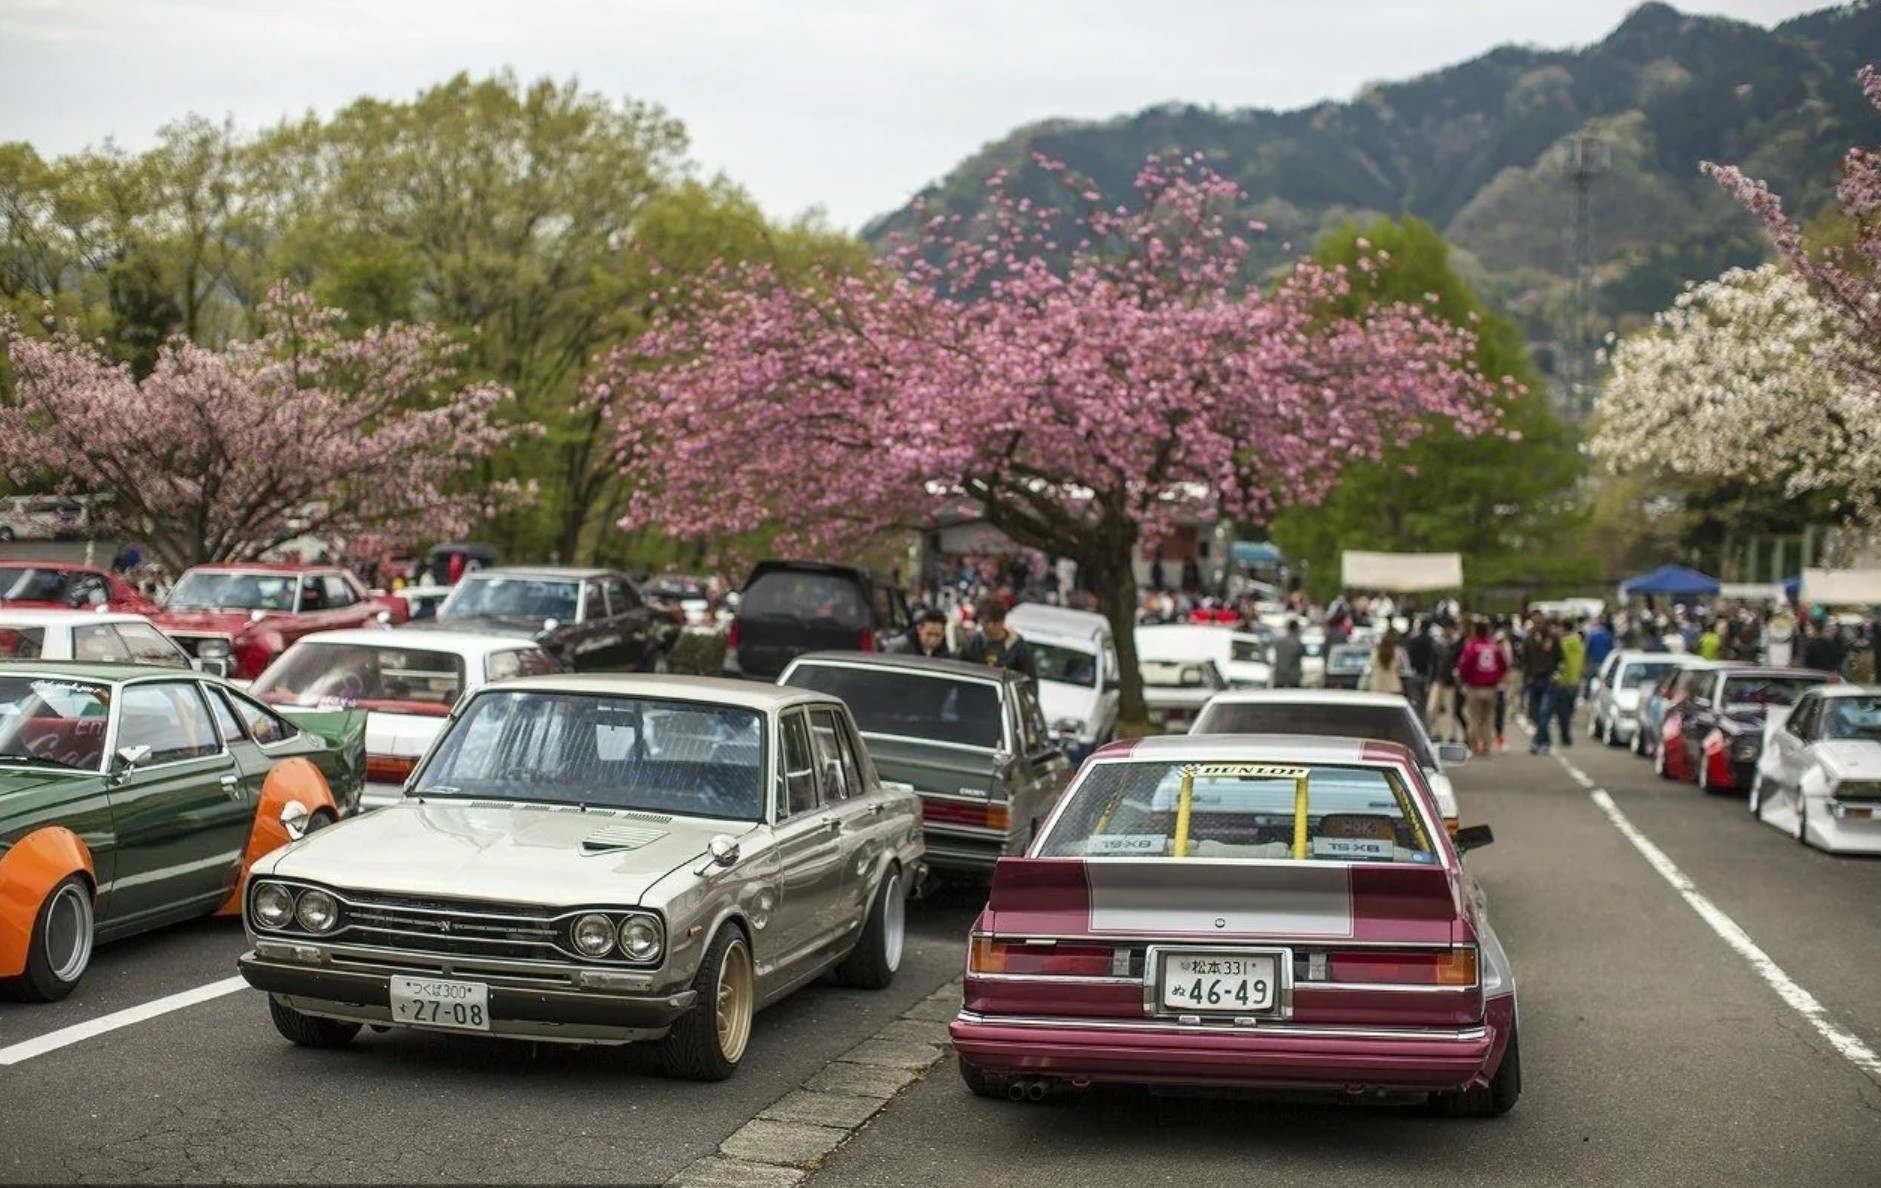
[572,913,615,957]
[618,916,663,962]
[253,883,295,929]
[294,889,340,933]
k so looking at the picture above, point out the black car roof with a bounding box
[742,559,875,587]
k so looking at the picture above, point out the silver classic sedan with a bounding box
[236,674,924,1080]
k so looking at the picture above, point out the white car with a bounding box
[1588,650,1699,748]
[0,608,191,668]
[1135,624,1232,731]
[1136,622,1271,688]
[1752,685,1881,853]
[1188,688,1466,832]
[1005,604,1120,761]
[246,628,559,810]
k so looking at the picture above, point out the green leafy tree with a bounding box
[1272,217,1594,600]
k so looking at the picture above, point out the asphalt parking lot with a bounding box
[3,723,1879,1185]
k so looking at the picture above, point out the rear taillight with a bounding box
[859,627,875,652]
[970,937,1114,977]
[726,620,741,649]
[1329,948,1478,986]
[365,755,417,784]
[923,799,1009,831]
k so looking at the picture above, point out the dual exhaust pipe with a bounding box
[1003,1075,1088,1101]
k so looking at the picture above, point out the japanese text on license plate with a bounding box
[1158,951,1281,1013]
[389,975,490,1032]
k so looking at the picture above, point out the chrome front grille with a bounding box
[335,891,564,962]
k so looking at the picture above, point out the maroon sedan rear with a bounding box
[950,733,1520,1116]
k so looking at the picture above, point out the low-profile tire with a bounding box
[1430,1024,1521,1118]
[660,926,754,1082]
[834,866,905,990]
[2,874,94,1003]
[959,1055,1008,1099]
[267,994,361,1048]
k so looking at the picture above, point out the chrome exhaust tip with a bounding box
[1005,1080,1029,1101]
[1025,1080,1049,1102]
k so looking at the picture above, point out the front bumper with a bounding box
[949,1009,1508,1093]
[238,951,696,1045]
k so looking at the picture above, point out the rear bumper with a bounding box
[949,1008,1511,1092]
[923,834,1006,874]
[237,952,695,1044]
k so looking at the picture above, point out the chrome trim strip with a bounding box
[1300,981,1479,994]
[953,1009,1490,1042]
[976,932,1462,950]
[967,972,1141,986]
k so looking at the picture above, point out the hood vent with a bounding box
[582,824,668,853]
[615,810,673,824]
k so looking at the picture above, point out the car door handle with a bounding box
[219,775,239,787]
[823,818,842,833]
[865,801,885,816]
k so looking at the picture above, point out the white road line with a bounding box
[1557,752,1881,1082]
[0,976,246,1067]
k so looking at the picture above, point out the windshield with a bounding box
[412,691,766,820]
[782,664,1004,748]
[1029,642,1098,688]
[645,576,708,600]
[1822,697,1881,741]
[251,642,465,715]
[1141,661,1226,690]
[1192,703,1435,767]
[167,570,294,612]
[442,576,579,621]
[0,675,113,770]
[1038,759,1437,863]
[0,567,77,604]
[1619,661,1680,689]
[1722,674,1827,708]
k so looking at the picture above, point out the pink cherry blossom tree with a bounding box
[0,284,533,573]
[596,157,1505,719]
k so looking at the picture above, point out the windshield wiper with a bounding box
[0,753,90,771]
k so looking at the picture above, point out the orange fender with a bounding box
[216,758,337,916]
[0,828,95,978]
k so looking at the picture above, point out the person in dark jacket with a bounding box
[1270,619,1306,688]
[889,609,954,659]
[958,598,1037,679]
[1519,614,1562,754]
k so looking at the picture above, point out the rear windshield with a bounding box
[1141,661,1226,690]
[251,642,465,715]
[742,571,870,629]
[782,664,1004,748]
[442,576,579,621]
[1039,760,1437,863]
[1030,642,1097,688]
[1229,638,1266,663]
[1721,674,1828,707]
[1192,702,1434,767]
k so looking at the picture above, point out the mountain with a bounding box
[862,1,1881,364]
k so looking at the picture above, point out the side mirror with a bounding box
[111,744,152,776]
[279,799,312,841]
[1437,743,1470,765]
[707,835,741,867]
[249,609,268,624]
[542,618,562,633]
[1454,824,1495,853]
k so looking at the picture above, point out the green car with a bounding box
[0,661,364,1001]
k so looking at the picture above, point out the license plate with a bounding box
[1847,806,1876,820]
[1158,950,1281,1013]
[389,975,490,1032]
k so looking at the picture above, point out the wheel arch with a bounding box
[0,827,96,978]
[217,758,338,916]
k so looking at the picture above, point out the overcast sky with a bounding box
[0,0,1831,230]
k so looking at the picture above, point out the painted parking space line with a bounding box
[0,976,246,1067]
[1555,750,1881,1083]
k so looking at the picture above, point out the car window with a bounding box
[1722,674,1827,708]
[118,682,221,763]
[321,574,359,609]
[1821,696,1881,741]
[1788,697,1819,740]
[1140,661,1227,690]
[1193,702,1437,768]
[0,675,111,768]
[1620,661,1680,689]
[114,622,190,668]
[485,650,525,683]
[781,664,1006,749]
[251,642,463,712]
[743,571,869,629]
[780,711,819,817]
[297,574,326,612]
[1040,759,1438,863]
[442,576,580,621]
[67,574,110,607]
[0,626,45,659]
[72,623,131,662]
[1015,682,1046,752]
[603,578,639,616]
[580,580,606,622]
[205,686,246,744]
[1030,642,1098,687]
[226,688,300,745]
[808,707,858,800]
[514,647,559,677]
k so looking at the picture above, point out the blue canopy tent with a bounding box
[1618,565,1720,598]
[1783,574,1801,600]
[1229,540,1284,566]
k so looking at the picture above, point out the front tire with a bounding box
[660,926,754,1081]
[2,875,94,1002]
[835,866,904,990]
[267,995,361,1048]
[1430,1023,1521,1118]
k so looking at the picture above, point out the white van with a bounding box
[1005,604,1120,762]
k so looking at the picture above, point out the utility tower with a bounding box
[1560,133,1609,420]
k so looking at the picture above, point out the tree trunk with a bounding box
[1091,556,1147,726]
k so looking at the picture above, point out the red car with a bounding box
[149,563,407,681]
[0,562,160,614]
[950,734,1519,1115]
[1657,664,1836,789]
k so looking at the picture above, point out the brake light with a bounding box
[726,620,740,649]
[969,937,1113,976]
[859,627,875,652]
[923,799,1009,831]
[1329,948,1478,986]
[365,755,417,784]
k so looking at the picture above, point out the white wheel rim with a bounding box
[882,873,905,973]
[44,883,93,984]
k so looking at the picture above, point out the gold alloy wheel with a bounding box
[715,938,754,1063]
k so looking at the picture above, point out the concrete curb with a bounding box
[665,979,962,1187]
